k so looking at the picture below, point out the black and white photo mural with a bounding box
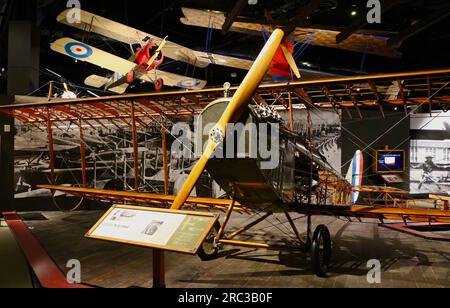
[410,112,450,194]
[13,108,342,206]
[278,109,342,172]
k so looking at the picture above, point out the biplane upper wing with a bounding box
[57,9,210,68]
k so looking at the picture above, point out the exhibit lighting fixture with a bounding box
[351,10,357,16]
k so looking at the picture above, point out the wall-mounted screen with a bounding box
[374,150,405,173]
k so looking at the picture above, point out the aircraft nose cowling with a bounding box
[135,43,164,70]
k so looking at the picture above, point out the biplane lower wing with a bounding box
[51,37,136,74]
[38,185,248,213]
[142,70,207,90]
[295,204,450,224]
[38,185,450,223]
[194,49,340,81]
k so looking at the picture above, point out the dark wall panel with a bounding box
[342,110,410,191]
[1,20,40,211]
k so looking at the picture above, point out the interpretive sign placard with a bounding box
[86,205,218,254]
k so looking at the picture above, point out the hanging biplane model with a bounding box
[51,9,304,94]
[3,29,450,277]
[179,7,403,58]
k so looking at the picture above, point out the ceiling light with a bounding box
[248,0,258,5]
[351,10,357,16]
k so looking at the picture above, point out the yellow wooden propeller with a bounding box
[170,29,285,210]
[146,36,169,69]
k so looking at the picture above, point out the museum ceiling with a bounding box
[0,0,449,95]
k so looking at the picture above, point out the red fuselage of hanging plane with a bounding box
[271,39,295,82]
[125,42,166,90]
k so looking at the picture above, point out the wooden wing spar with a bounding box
[1,69,449,127]
[32,185,450,224]
[38,185,249,214]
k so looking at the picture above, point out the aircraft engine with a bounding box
[135,43,164,70]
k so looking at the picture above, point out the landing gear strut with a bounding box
[127,70,135,84]
[197,200,333,278]
[197,222,220,261]
[154,78,164,91]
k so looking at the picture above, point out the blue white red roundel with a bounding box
[64,42,93,59]
[177,79,201,89]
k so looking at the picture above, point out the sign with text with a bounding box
[86,205,218,254]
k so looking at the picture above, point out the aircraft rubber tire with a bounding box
[155,79,164,91]
[310,225,332,277]
[197,222,220,261]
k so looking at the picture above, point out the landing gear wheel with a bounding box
[154,78,164,91]
[197,222,220,261]
[127,71,135,84]
[310,225,332,277]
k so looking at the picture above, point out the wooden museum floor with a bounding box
[21,210,450,288]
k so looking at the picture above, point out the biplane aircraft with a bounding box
[2,29,450,277]
[51,9,306,95]
[180,7,402,58]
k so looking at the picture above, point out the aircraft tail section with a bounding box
[346,150,364,204]
[85,75,109,88]
[108,84,129,94]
